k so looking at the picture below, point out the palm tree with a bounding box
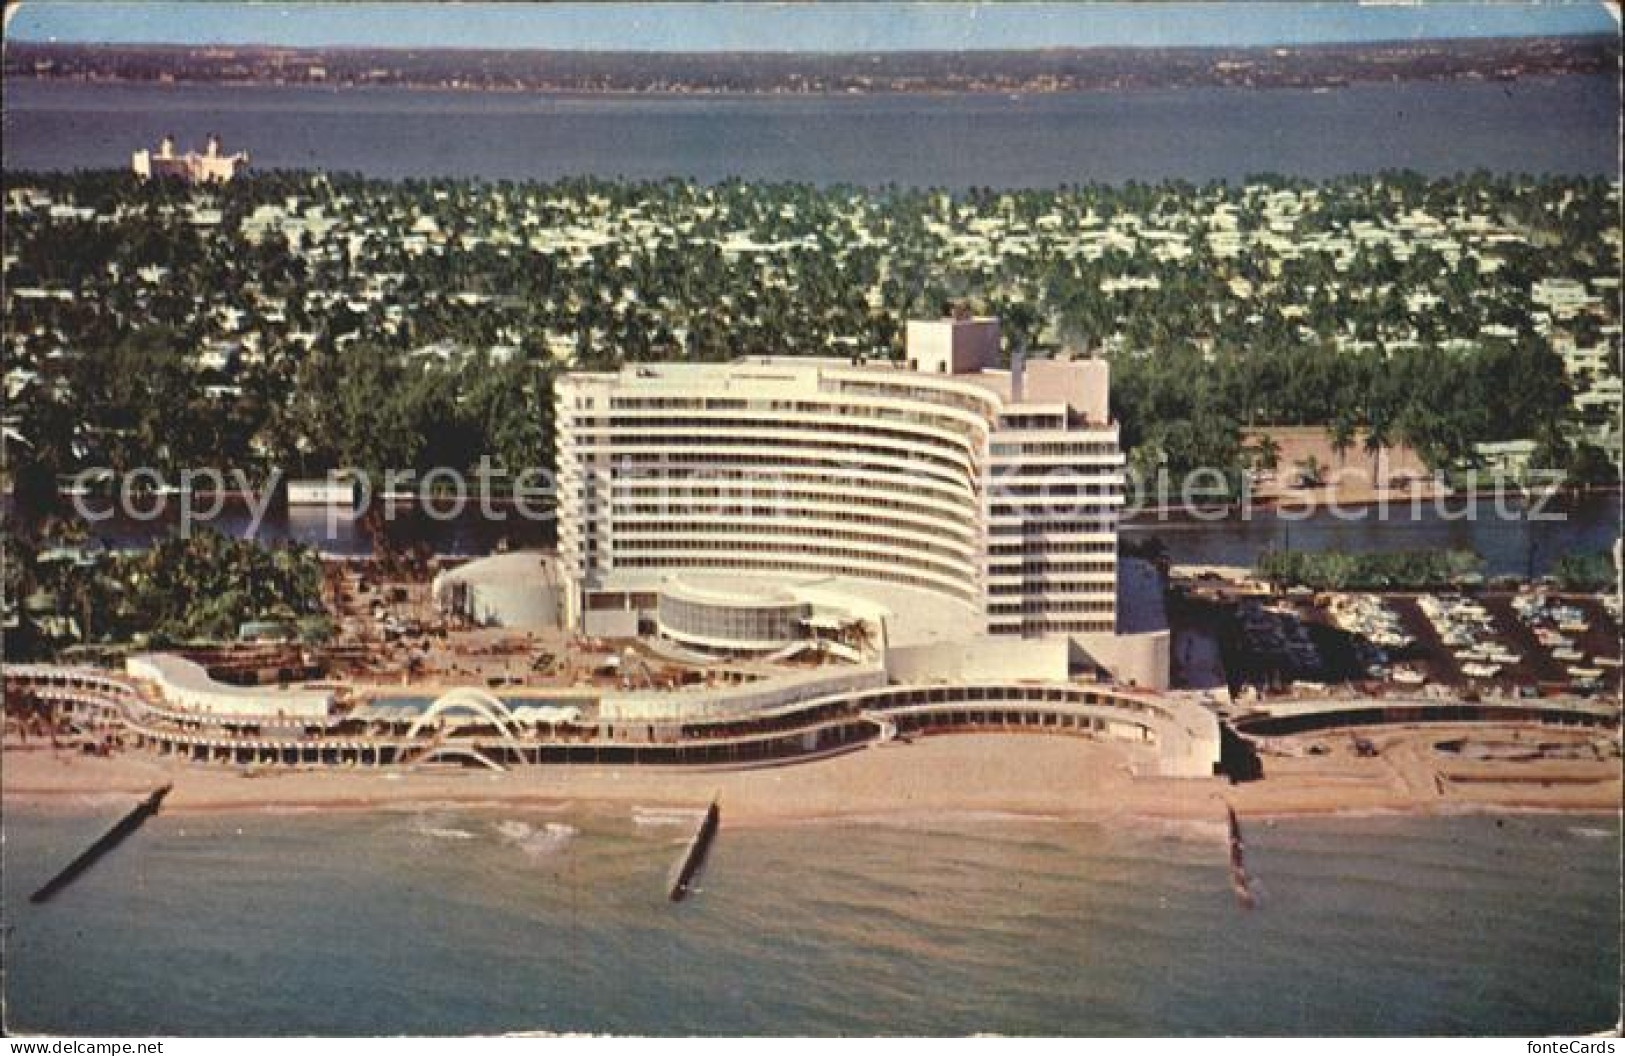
[838,618,879,660]
[1294,455,1325,489]
[1363,417,1391,489]
[1251,434,1282,475]
[1330,415,1357,469]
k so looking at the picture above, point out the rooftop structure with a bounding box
[431,551,563,630]
[132,134,248,184]
[555,316,1167,688]
[124,653,331,719]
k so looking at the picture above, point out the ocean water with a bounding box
[2,807,1618,1036]
[3,75,1618,184]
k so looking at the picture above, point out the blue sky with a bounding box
[7,2,1618,51]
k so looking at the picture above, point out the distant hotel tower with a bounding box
[555,314,1166,687]
[132,134,249,184]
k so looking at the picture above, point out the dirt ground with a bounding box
[1245,425,1441,505]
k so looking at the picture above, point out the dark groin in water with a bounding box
[1227,804,1258,911]
[667,798,721,903]
[30,783,172,904]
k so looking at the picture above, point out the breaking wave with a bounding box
[631,807,706,827]
[496,819,578,858]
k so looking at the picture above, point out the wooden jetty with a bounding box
[30,783,172,904]
[667,798,721,902]
[1226,804,1257,911]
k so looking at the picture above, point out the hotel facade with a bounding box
[555,316,1168,688]
[132,135,249,184]
[6,316,1218,779]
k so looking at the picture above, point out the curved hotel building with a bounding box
[7,315,1212,782]
[556,315,1168,689]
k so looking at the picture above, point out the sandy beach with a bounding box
[4,724,1618,825]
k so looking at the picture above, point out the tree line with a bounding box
[5,169,1616,511]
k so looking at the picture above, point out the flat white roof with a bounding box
[592,569,981,649]
[563,353,1113,424]
[439,550,559,589]
[660,575,800,608]
[127,653,333,717]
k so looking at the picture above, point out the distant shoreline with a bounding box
[7,34,1615,98]
[2,69,1609,103]
[1,70,1606,99]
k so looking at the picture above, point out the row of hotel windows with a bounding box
[578,488,971,525]
[583,590,660,612]
[997,414,1069,431]
[988,519,1117,536]
[611,555,978,602]
[1001,409,1105,428]
[990,504,1120,520]
[587,526,1116,577]
[989,620,1118,635]
[574,435,973,481]
[986,560,1118,576]
[988,600,1116,615]
[601,397,984,442]
[611,524,977,566]
[990,468,1125,484]
[613,501,979,542]
[611,476,979,516]
[576,460,976,502]
[987,581,1117,598]
[601,389,992,426]
[585,477,1118,516]
[578,415,981,455]
[988,477,1118,497]
[612,505,979,547]
[988,484,1118,500]
[990,442,1120,457]
[848,683,1157,715]
[657,596,809,644]
[989,540,1117,556]
[829,378,1000,418]
[587,451,975,494]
